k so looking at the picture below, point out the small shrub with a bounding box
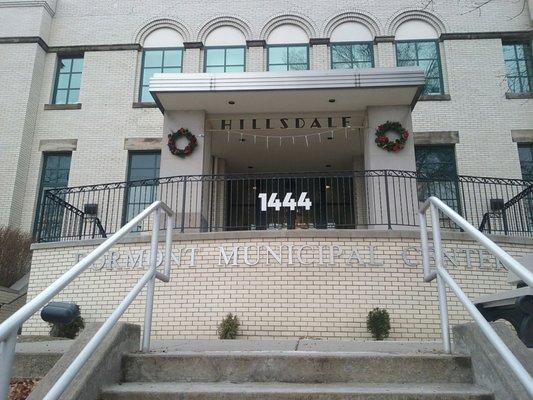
[366,308,391,341]
[0,226,32,287]
[217,313,239,339]
[49,306,85,339]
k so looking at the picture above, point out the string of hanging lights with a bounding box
[204,126,364,149]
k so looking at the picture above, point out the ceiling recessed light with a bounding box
[228,101,235,105]
[328,99,336,103]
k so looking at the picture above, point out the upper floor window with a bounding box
[268,45,308,71]
[395,20,443,96]
[330,22,374,69]
[204,26,246,73]
[267,24,309,71]
[503,42,533,94]
[140,28,183,102]
[53,55,83,104]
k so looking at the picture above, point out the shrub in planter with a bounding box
[49,306,85,339]
[0,226,32,287]
[217,313,239,339]
[366,308,391,341]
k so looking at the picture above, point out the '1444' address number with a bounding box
[258,192,312,211]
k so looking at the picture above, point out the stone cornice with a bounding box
[0,0,55,17]
[440,30,533,41]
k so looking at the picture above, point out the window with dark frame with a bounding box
[518,144,533,180]
[331,42,374,69]
[204,47,245,72]
[503,42,533,94]
[139,48,183,102]
[124,152,161,225]
[415,145,459,213]
[267,45,309,71]
[396,40,444,95]
[52,56,84,104]
[33,153,72,239]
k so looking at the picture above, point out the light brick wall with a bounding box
[0,0,531,232]
[24,231,533,340]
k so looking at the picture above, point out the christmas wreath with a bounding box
[375,121,410,153]
[167,128,198,158]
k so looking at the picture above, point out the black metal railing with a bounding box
[479,184,533,236]
[35,170,533,242]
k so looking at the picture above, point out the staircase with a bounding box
[100,350,494,399]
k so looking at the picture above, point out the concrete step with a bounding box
[100,382,494,400]
[122,351,473,384]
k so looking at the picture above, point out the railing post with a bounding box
[0,330,17,400]
[384,171,392,229]
[430,202,451,353]
[142,207,161,352]
[37,194,48,242]
[502,208,509,235]
[180,177,187,233]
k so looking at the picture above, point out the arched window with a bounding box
[267,24,309,71]
[395,20,443,95]
[139,28,184,102]
[330,22,374,70]
[204,26,246,73]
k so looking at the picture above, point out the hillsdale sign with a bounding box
[75,243,506,272]
[213,115,356,131]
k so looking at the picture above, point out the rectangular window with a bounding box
[518,144,533,180]
[34,153,72,239]
[140,48,183,102]
[53,56,84,104]
[124,152,161,225]
[204,47,245,72]
[396,40,443,95]
[331,42,374,69]
[503,42,533,94]
[415,145,459,212]
[268,45,309,71]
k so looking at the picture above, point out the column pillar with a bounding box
[364,106,418,229]
[160,110,212,231]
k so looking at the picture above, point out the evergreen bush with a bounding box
[366,307,391,340]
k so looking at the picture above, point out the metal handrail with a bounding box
[0,201,174,400]
[419,196,533,397]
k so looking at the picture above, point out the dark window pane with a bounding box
[396,42,416,60]
[332,62,352,70]
[54,57,84,105]
[353,44,372,63]
[288,46,307,64]
[417,42,437,59]
[331,45,352,63]
[288,63,307,70]
[519,144,533,180]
